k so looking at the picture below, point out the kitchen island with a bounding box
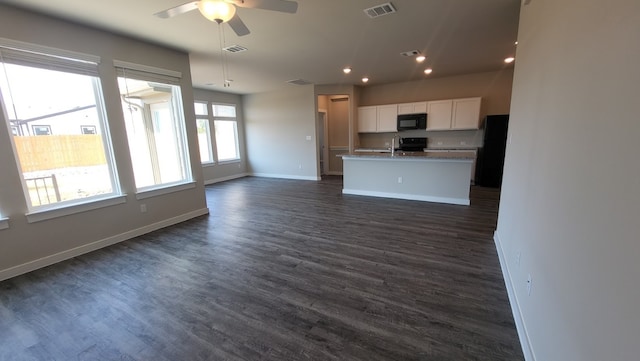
[340,152,474,205]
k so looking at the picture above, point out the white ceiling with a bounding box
[2,0,521,95]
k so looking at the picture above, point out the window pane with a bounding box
[212,104,236,117]
[196,118,213,163]
[194,102,208,116]
[118,76,191,189]
[214,120,239,161]
[0,62,117,208]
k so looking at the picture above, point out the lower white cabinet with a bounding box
[358,105,398,133]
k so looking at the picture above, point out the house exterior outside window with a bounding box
[0,42,121,211]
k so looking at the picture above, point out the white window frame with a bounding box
[212,103,240,164]
[195,101,215,166]
[0,39,123,219]
[115,60,193,194]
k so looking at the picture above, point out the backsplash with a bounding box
[358,129,484,149]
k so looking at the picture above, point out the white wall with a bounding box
[192,88,248,184]
[496,1,640,360]
[243,85,319,180]
[0,5,207,280]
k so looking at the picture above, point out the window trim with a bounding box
[117,65,193,191]
[135,181,196,200]
[213,118,241,162]
[25,194,127,223]
[195,100,215,165]
[1,43,122,213]
[211,102,240,163]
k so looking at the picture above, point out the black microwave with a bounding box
[397,113,427,130]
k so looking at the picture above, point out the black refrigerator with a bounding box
[475,114,509,188]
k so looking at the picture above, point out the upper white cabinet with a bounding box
[397,102,427,115]
[358,105,398,133]
[357,106,378,133]
[358,97,481,133]
[426,100,454,130]
[452,97,482,130]
[426,97,481,130]
[377,104,398,132]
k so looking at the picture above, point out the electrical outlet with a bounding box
[305,135,311,141]
[384,142,390,147]
[397,176,403,184]
[298,164,302,169]
[140,204,147,213]
[526,274,532,295]
[516,252,521,266]
[460,141,467,145]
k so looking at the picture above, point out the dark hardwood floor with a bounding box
[0,176,523,361]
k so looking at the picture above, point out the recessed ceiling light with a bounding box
[504,57,515,64]
[343,67,352,74]
[424,68,433,75]
[515,41,518,45]
[416,55,426,63]
[362,77,369,83]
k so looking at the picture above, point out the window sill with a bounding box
[0,217,9,230]
[202,162,217,168]
[26,195,127,224]
[218,159,241,165]
[135,181,196,200]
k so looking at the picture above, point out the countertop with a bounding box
[340,151,475,161]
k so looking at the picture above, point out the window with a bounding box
[116,62,192,191]
[32,125,51,135]
[212,104,240,162]
[194,101,214,164]
[81,125,96,134]
[0,43,120,210]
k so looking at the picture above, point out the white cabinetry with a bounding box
[426,100,453,130]
[397,102,427,115]
[357,106,378,133]
[358,105,398,133]
[452,97,482,129]
[426,97,481,130]
[377,104,398,132]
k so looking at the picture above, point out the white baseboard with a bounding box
[0,208,210,282]
[494,230,536,361]
[203,173,248,185]
[250,173,320,181]
[342,188,470,206]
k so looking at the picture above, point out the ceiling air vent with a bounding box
[223,45,248,53]
[286,79,313,86]
[400,50,420,57]
[364,2,397,18]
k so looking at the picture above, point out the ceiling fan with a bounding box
[154,0,299,37]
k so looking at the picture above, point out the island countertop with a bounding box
[340,151,475,161]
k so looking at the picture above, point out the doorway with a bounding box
[317,110,328,175]
[317,95,349,176]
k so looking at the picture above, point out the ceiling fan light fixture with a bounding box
[198,0,236,23]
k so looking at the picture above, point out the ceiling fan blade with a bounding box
[232,0,298,14]
[154,1,200,18]
[227,14,251,36]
